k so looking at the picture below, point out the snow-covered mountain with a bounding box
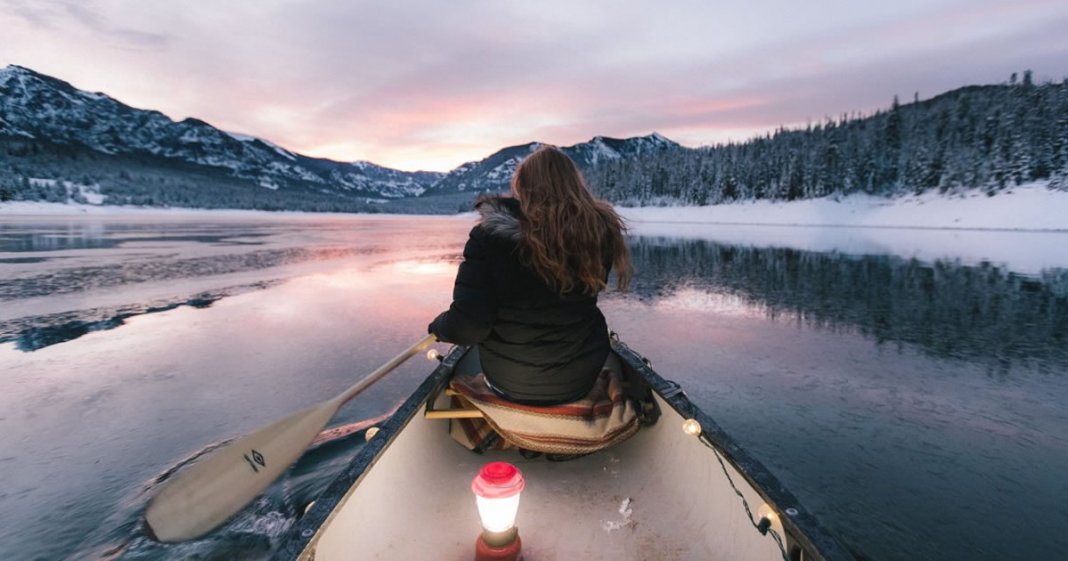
[0,65,441,198]
[0,64,683,209]
[425,133,678,195]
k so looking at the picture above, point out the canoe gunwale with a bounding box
[610,336,857,561]
[271,345,461,561]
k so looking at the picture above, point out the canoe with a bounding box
[271,335,857,561]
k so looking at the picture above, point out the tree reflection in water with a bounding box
[624,236,1068,375]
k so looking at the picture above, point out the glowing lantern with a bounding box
[471,462,525,561]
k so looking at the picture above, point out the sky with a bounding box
[2,0,1068,172]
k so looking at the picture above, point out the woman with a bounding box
[429,145,632,405]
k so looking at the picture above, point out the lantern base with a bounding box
[474,529,522,561]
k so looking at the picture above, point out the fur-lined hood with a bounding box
[475,196,522,242]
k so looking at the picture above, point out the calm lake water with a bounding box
[1,213,1066,561]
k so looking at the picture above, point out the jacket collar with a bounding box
[475,196,522,242]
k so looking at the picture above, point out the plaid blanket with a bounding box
[448,358,641,456]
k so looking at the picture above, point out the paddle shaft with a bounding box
[333,334,437,406]
[144,334,437,543]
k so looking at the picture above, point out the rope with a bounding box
[608,333,795,560]
[700,433,791,561]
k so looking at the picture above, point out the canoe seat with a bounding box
[440,363,642,455]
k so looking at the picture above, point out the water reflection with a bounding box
[1,286,275,351]
[0,222,277,252]
[376,258,460,276]
[3,215,1065,561]
[0,247,382,301]
[0,219,466,561]
[626,236,1068,373]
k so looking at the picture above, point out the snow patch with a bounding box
[619,183,1068,232]
[75,183,105,204]
[619,183,1068,275]
[588,138,620,164]
[601,497,634,532]
[226,130,298,161]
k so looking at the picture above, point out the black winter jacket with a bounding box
[429,196,610,404]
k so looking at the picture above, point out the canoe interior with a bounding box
[275,341,855,561]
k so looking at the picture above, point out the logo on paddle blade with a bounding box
[243,449,267,473]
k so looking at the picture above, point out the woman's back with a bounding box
[429,146,631,404]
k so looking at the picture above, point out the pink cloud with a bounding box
[2,0,1067,170]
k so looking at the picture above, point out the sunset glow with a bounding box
[2,0,1067,171]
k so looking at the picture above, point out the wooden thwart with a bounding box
[424,409,484,419]
[424,389,484,419]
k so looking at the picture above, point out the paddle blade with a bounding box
[144,400,340,543]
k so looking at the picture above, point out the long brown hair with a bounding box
[511,145,632,295]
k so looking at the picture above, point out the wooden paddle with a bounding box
[144,334,437,543]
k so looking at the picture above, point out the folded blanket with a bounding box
[448,358,642,456]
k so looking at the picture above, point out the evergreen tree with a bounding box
[585,76,1068,205]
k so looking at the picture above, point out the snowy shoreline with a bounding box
[618,184,1068,275]
[618,183,1068,232]
[3,183,1067,231]
[2,183,1067,276]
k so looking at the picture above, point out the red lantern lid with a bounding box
[471,462,525,499]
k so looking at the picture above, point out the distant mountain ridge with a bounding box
[0,64,676,211]
[11,64,1056,214]
[426,133,678,195]
[0,65,440,199]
